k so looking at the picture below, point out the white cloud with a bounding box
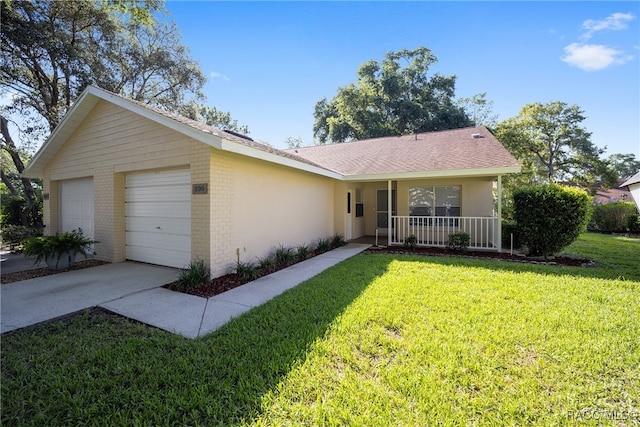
[209,71,230,81]
[562,43,634,71]
[582,12,635,39]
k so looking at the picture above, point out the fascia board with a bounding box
[342,165,522,182]
[219,140,343,180]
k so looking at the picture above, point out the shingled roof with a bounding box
[24,86,520,180]
[285,126,520,179]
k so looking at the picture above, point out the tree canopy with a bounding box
[494,101,611,189]
[606,153,640,182]
[184,103,250,135]
[0,0,208,227]
[313,47,473,144]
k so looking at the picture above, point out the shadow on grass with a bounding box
[1,255,391,425]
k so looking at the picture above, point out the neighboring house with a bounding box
[23,86,520,277]
[592,180,633,205]
[621,171,640,212]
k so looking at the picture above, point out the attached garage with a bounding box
[125,169,191,268]
[60,177,94,239]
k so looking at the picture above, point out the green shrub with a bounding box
[589,202,637,233]
[296,244,310,261]
[175,259,210,292]
[1,224,40,249]
[404,234,417,250]
[330,234,346,248]
[22,228,97,270]
[315,237,331,254]
[501,220,521,249]
[446,232,470,252]
[257,255,275,273]
[235,260,259,282]
[274,244,295,268]
[513,184,591,257]
[627,213,640,234]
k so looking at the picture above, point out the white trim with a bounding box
[497,175,503,252]
[387,180,392,246]
[342,166,521,182]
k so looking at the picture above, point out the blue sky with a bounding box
[166,1,639,156]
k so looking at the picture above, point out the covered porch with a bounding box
[343,175,504,251]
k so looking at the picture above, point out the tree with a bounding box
[495,101,608,189]
[606,153,640,181]
[456,93,498,128]
[284,137,303,149]
[183,103,249,135]
[313,47,472,144]
[0,0,205,227]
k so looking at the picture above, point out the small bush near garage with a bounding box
[513,184,591,257]
[588,202,637,233]
[627,214,640,234]
[175,259,210,292]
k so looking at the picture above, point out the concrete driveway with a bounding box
[1,262,178,333]
[1,244,370,338]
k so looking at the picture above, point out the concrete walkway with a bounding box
[1,244,370,338]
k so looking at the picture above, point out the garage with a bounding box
[125,169,191,268]
[60,177,94,239]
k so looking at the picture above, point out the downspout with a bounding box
[388,179,392,246]
[497,175,502,251]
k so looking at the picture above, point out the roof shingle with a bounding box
[285,126,520,176]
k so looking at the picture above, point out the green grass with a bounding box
[2,233,639,425]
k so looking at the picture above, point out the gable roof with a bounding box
[621,171,640,188]
[23,86,339,179]
[24,86,520,181]
[286,126,520,181]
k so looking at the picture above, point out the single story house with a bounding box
[23,86,520,276]
[592,179,633,205]
[621,171,640,212]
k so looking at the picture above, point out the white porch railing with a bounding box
[390,216,500,250]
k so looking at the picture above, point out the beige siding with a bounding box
[42,100,208,264]
[219,151,335,276]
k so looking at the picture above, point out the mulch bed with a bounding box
[365,245,593,267]
[165,273,247,298]
[1,260,109,284]
[165,245,594,299]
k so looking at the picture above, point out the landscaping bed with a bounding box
[365,245,594,267]
[167,244,595,299]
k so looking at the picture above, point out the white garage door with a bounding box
[60,178,94,239]
[125,169,191,268]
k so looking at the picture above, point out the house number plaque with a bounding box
[192,183,208,194]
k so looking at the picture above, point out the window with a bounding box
[409,186,460,225]
[355,189,364,217]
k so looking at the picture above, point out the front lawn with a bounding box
[2,233,639,425]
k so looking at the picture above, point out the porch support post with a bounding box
[388,179,392,246]
[497,175,502,251]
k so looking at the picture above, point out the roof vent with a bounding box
[471,133,483,139]
[223,129,254,141]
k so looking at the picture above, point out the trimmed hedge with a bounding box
[588,202,637,233]
[513,184,591,257]
[628,214,640,234]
